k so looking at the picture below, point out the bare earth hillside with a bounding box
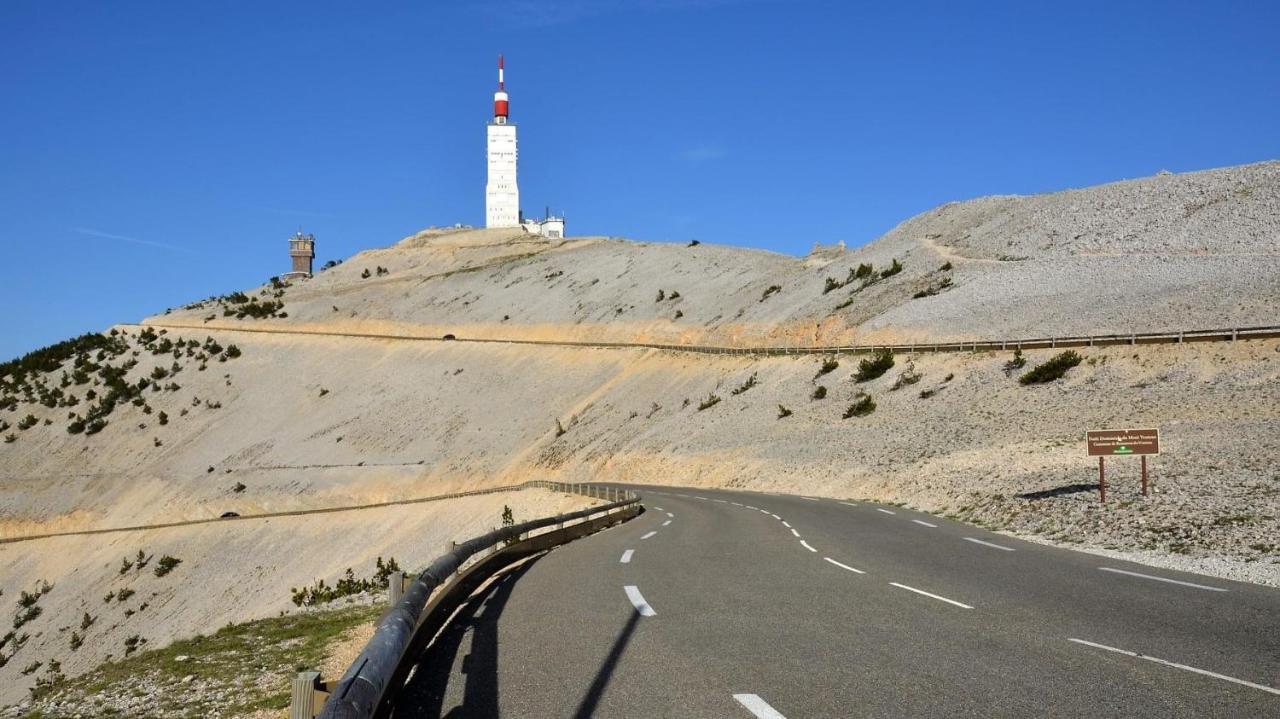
[1,161,1278,709]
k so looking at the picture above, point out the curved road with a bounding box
[388,485,1278,718]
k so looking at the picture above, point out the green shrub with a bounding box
[811,385,827,400]
[69,631,83,651]
[777,405,792,418]
[1003,349,1026,376]
[814,357,839,380]
[823,277,843,294]
[117,588,135,602]
[879,258,903,278]
[730,373,758,396]
[843,393,876,418]
[890,363,921,390]
[154,555,182,577]
[1019,351,1082,385]
[760,285,781,301]
[854,349,894,382]
[17,414,37,430]
[655,289,665,302]
[697,394,721,411]
[940,262,953,271]
[854,263,874,279]
[360,268,371,279]
[833,296,854,310]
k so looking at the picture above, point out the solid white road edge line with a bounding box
[640,531,657,540]
[1067,638,1278,695]
[733,693,787,719]
[662,520,672,527]
[800,540,817,552]
[823,557,865,574]
[876,508,896,515]
[620,550,634,563]
[839,501,858,507]
[1097,567,1228,592]
[963,537,1015,552]
[889,582,973,609]
[799,496,820,501]
[912,519,937,528]
[624,585,656,617]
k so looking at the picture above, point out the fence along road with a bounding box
[383,483,1279,718]
[130,322,1280,357]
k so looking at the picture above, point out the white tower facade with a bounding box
[486,55,520,228]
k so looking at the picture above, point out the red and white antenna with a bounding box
[493,54,509,120]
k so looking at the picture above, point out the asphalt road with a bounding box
[387,484,1279,718]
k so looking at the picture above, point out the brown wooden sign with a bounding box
[1086,428,1160,457]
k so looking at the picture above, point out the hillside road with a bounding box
[387,484,1279,718]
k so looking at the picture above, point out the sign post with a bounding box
[1086,428,1160,503]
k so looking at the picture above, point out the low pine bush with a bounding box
[843,392,876,418]
[814,357,839,380]
[854,349,894,382]
[1019,351,1082,385]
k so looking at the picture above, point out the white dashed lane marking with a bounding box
[799,540,817,553]
[790,528,800,538]
[733,693,788,718]
[889,582,973,609]
[665,512,674,518]
[823,557,865,574]
[620,550,634,563]
[662,520,672,527]
[963,537,1015,552]
[1098,567,1227,592]
[876,508,896,515]
[640,531,657,540]
[839,501,858,507]
[624,585,656,616]
[1067,638,1277,695]
[912,519,937,528]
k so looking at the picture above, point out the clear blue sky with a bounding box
[2,0,1277,360]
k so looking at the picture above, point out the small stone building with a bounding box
[284,231,315,279]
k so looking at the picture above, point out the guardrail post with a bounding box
[291,671,327,719]
[388,571,404,605]
[1232,328,1239,341]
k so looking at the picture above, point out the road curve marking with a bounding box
[640,531,658,540]
[624,585,656,616]
[745,505,759,510]
[620,549,634,563]
[823,557,865,574]
[653,506,664,511]
[1067,638,1278,695]
[799,540,817,552]
[662,520,672,527]
[963,537,1015,552]
[781,520,792,528]
[912,519,937,528]
[790,528,801,537]
[665,512,674,518]
[733,693,787,718]
[1097,567,1227,592]
[876,508,896,515]
[889,582,973,609]
[770,513,781,520]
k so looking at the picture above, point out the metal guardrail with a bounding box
[134,322,1280,359]
[311,482,640,719]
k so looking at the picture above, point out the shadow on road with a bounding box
[1016,483,1099,500]
[570,609,640,718]
[390,555,543,718]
